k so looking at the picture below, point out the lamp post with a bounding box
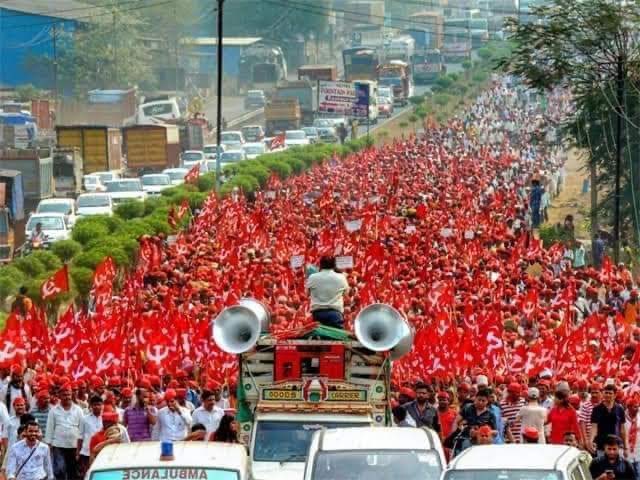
[215,0,225,192]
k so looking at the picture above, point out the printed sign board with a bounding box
[352,82,370,119]
[318,81,356,115]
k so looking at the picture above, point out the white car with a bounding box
[203,144,225,160]
[92,170,121,185]
[76,193,113,217]
[242,142,266,160]
[284,130,310,147]
[82,175,105,193]
[104,179,146,205]
[25,213,71,243]
[180,150,205,168]
[36,198,77,227]
[219,150,246,165]
[141,174,172,195]
[220,131,245,149]
[162,168,188,185]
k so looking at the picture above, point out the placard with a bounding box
[344,219,362,232]
[440,228,453,238]
[290,255,305,269]
[405,225,417,234]
[335,256,354,270]
[265,191,276,199]
[464,230,474,240]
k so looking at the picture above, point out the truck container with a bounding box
[0,148,53,202]
[273,80,317,126]
[56,126,123,174]
[122,125,180,173]
[298,65,338,82]
[265,98,302,136]
[31,99,52,130]
[408,11,444,50]
[57,88,137,127]
[0,169,25,262]
[53,148,83,198]
[178,121,205,152]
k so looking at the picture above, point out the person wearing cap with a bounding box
[392,405,413,428]
[522,426,540,444]
[475,425,494,446]
[564,431,579,448]
[3,397,28,451]
[191,390,224,435]
[500,383,525,443]
[517,387,547,444]
[580,383,602,449]
[404,383,440,433]
[437,391,457,440]
[6,420,53,480]
[123,388,157,442]
[119,388,133,412]
[590,435,635,480]
[305,256,350,329]
[175,371,200,410]
[31,390,50,439]
[537,379,554,410]
[456,388,497,433]
[76,396,103,478]
[548,390,581,445]
[1,365,31,417]
[156,389,192,442]
[591,385,627,456]
[44,384,83,480]
[88,412,129,459]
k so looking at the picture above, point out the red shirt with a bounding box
[89,430,108,456]
[547,406,579,444]
[438,408,457,439]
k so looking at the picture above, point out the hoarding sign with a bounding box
[318,81,356,115]
[352,82,370,118]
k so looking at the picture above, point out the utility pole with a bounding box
[215,0,224,192]
[52,22,58,101]
[613,55,625,264]
[113,8,118,86]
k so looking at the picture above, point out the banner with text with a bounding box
[318,81,356,115]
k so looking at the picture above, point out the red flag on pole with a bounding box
[184,164,200,184]
[41,265,69,300]
[270,134,285,150]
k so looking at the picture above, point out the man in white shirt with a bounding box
[44,385,83,480]
[306,256,349,329]
[76,396,103,479]
[1,366,32,416]
[2,397,28,451]
[6,421,53,480]
[156,389,191,442]
[191,391,224,435]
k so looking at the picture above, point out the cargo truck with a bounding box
[57,88,137,127]
[213,300,413,480]
[56,126,123,174]
[297,65,338,82]
[122,125,181,175]
[342,46,380,82]
[404,11,446,84]
[52,148,83,198]
[377,61,412,106]
[0,148,53,207]
[265,98,301,136]
[0,169,25,262]
[273,81,317,126]
[443,18,472,62]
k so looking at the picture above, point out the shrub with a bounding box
[115,219,152,239]
[13,257,46,278]
[186,191,208,210]
[472,71,489,84]
[71,218,110,245]
[70,266,94,297]
[238,164,270,186]
[448,73,459,82]
[435,76,453,90]
[30,250,62,271]
[462,60,472,71]
[197,173,216,192]
[51,240,82,263]
[143,196,169,216]
[285,157,305,174]
[262,159,292,179]
[408,95,424,106]
[74,246,129,269]
[433,94,451,106]
[477,47,492,60]
[115,200,146,220]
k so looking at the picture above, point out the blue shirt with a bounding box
[490,404,504,444]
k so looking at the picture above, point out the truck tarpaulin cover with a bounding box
[318,81,356,115]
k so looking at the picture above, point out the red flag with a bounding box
[177,199,190,219]
[270,134,285,150]
[41,265,69,300]
[184,164,200,184]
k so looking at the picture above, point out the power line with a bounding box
[0,0,155,19]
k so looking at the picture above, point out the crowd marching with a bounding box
[0,74,638,477]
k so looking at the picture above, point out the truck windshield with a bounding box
[90,468,239,480]
[444,471,561,480]
[253,421,368,463]
[142,103,174,116]
[312,450,442,480]
[379,78,402,87]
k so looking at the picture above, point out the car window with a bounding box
[106,181,142,192]
[78,195,110,208]
[181,152,203,162]
[27,216,64,231]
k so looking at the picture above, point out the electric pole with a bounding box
[215,0,225,192]
[613,55,625,264]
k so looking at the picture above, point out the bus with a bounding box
[342,47,380,82]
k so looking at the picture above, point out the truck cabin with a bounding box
[0,169,25,262]
[297,65,338,82]
[342,47,379,82]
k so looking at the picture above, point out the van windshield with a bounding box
[90,468,238,480]
[444,470,561,480]
[253,421,368,463]
[312,450,442,480]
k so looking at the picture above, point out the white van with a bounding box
[444,445,593,480]
[138,98,181,124]
[304,427,445,480]
[87,442,251,480]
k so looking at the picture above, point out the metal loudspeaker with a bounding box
[213,298,270,354]
[354,303,414,360]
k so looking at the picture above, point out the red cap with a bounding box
[12,397,25,406]
[175,370,187,379]
[590,382,603,391]
[458,382,471,392]
[121,388,133,398]
[568,394,581,408]
[523,426,539,441]
[59,383,72,393]
[164,388,177,401]
[176,388,187,400]
[101,412,119,423]
[91,377,104,389]
[507,382,521,394]
[10,364,21,375]
[109,376,122,387]
[399,387,416,400]
[477,425,493,436]
[36,390,49,400]
[437,391,450,400]
[150,375,161,386]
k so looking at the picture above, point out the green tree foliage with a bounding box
[51,240,82,263]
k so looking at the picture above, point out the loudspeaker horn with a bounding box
[354,303,414,359]
[213,298,270,354]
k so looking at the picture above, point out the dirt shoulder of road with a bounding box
[546,149,590,239]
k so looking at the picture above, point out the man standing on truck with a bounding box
[306,256,349,329]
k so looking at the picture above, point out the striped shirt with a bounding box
[30,408,49,438]
[123,406,157,441]
[500,398,526,442]
[579,401,596,440]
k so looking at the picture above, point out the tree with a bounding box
[500,0,640,262]
[55,4,155,95]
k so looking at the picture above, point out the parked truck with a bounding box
[297,65,338,82]
[0,148,53,207]
[57,89,137,127]
[239,44,288,95]
[413,49,446,83]
[122,124,180,174]
[213,299,413,480]
[52,148,83,198]
[273,81,317,126]
[404,11,446,84]
[0,169,25,262]
[56,126,123,174]
[442,18,472,62]
[378,61,412,106]
[265,98,301,136]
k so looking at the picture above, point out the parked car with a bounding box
[219,150,246,166]
[242,142,266,160]
[378,96,394,117]
[25,213,71,243]
[76,193,114,217]
[317,126,338,143]
[220,131,245,149]
[285,130,310,147]
[244,89,266,109]
[82,174,106,193]
[141,174,172,195]
[104,179,146,205]
[162,168,188,185]
[203,144,225,160]
[241,125,265,143]
[302,127,319,143]
[36,198,77,227]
